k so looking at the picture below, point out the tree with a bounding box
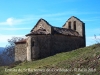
[2,37,24,65]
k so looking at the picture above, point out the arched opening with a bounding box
[74,21,76,30]
[68,21,71,29]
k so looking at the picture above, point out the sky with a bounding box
[0,0,100,47]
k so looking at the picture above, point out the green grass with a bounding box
[0,44,100,75]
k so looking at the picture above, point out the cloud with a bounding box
[0,34,25,42]
[0,17,34,26]
[0,27,31,30]
[0,12,70,26]
[6,18,14,25]
[0,17,20,26]
[0,11,100,26]
[86,36,100,46]
[0,34,26,47]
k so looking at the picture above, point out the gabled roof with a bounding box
[31,18,52,32]
[26,26,80,36]
[26,16,82,37]
[62,16,84,27]
[68,16,84,23]
[53,27,79,36]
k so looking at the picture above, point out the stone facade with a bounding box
[30,35,84,60]
[63,16,86,46]
[31,19,52,34]
[15,16,86,61]
[15,43,27,61]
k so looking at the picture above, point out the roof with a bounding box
[62,16,84,27]
[26,16,82,37]
[26,27,80,36]
[15,39,26,44]
[53,27,79,36]
[68,16,84,23]
[26,28,50,36]
[31,18,52,32]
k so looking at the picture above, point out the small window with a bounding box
[73,21,76,30]
[68,22,71,29]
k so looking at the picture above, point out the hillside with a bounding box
[0,44,100,75]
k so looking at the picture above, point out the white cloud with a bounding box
[0,11,100,26]
[0,34,26,47]
[0,27,31,30]
[0,17,19,26]
[86,36,100,46]
[6,18,14,26]
[0,34,25,42]
[0,17,34,26]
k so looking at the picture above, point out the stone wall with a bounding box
[27,36,32,61]
[31,35,84,60]
[15,43,27,61]
[15,34,85,61]
[31,19,52,34]
[31,35,51,60]
[62,16,86,46]
[63,16,85,37]
[51,35,84,55]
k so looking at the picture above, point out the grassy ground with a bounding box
[0,44,100,75]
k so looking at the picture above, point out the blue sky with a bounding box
[0,0,100,47]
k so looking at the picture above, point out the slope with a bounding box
[0,44,100,75]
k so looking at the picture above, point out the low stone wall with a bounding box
[15,43,27,61]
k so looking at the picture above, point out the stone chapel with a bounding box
[15,16,86,61]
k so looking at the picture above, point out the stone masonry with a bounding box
[15,16,86,61]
